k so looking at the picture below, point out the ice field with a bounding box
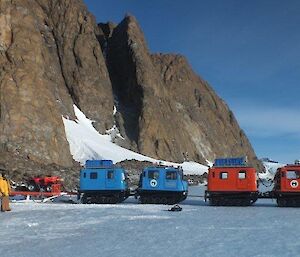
[1,186,300,257]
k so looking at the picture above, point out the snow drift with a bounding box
[259,161,285,180]
[62,105,208,175]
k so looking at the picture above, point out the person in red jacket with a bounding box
[0,172,11,212]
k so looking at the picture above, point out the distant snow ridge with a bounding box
[62,105,208,175]
[259,161,285,180]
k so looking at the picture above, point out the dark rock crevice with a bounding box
[52,27,80,108]
[102,18,144,150]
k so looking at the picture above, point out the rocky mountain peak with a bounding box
[0,2,263,181]
[103,14,262,170]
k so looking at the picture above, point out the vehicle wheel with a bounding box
[139,196,145,204]
[277,198,285,207]
[161,197,168,205]
[27,182,39,192]
[242,199,251,206]
[209,198,217,206]
[289,199,298,207]
[168,197,178,205]
[45,184,52,192]
[109,195,118,204]
[81,195,91,204]
[150,196,158,204]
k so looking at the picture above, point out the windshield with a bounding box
[286,170,300,179]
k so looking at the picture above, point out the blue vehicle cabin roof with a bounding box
[85,160,113,168]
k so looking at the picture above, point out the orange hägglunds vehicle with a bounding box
[205,157,259,206]
[272,162,300,207]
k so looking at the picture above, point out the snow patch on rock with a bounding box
[62,105,208,175]
[259,161,286,180]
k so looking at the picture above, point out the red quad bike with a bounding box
[27,176,62,193]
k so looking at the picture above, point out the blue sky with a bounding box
[84,0,300,163]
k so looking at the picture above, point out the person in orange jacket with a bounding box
[0,172,11,212]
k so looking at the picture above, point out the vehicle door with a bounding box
[165,171,178,190]
[148,170,160,189]
[105,169,116,189]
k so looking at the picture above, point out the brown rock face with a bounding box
[0,0,263,180]
[104,16,262,170]
[36,0,114,133]
[0,0,114,173]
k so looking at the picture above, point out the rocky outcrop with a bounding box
[37,0,114,133]
[0,0,114,173]
[0,0,263,180]
[103,16,262,170]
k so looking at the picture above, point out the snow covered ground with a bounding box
[1,186,300,257]
[62,105,209,175]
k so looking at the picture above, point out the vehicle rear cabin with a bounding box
[273,163,300,207]
[79,160,130,204]
[205,157,259,206]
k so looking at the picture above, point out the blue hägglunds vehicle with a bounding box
[79,160,130,204]
[137,166,188,204]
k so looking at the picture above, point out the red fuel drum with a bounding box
[273,165,300,206]
[205,166,259,206]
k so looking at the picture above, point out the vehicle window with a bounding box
[238,171,246,179]
[148,170,159,179]
[83,172,86,178]
[90,172,97,179]
[178,169,183,179]
[219,172,228,179]
[107,170,114,179]
[286,170,300,179]
[166,171,177,180]
[121,172,125,181]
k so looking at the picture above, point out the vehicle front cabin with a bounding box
[272,164,300,207]
[138,166,188,204]
[273,165,300,193]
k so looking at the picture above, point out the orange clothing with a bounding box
[0,175,11,212]
[0,176,11,196]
